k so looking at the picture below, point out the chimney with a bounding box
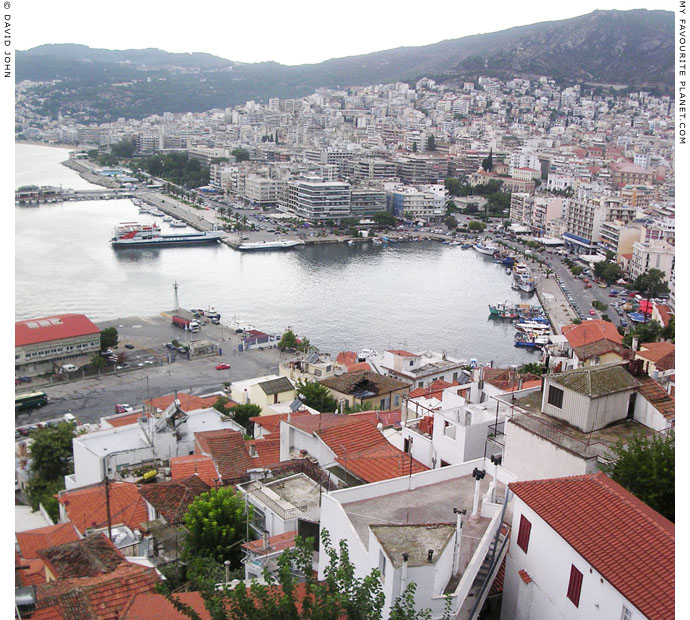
[452,508,466,574]
[249,444,257,457]
[262,530,270,551]
[427,549,434,563]
[400,552,409,596]
[471,468,486,519]
[632,336,639,352]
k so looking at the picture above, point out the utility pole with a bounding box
[104,461,112,541]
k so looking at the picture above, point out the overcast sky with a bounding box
[16,1,676,66]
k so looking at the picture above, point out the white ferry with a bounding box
[110,222,223,248]
[237,239,304,251]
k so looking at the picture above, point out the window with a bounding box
[378,550,386,581]
[621,606,633,620]
[409,360,414,367]
[516,515,531,553]
[548,385,564,409]
[566,565,583,607]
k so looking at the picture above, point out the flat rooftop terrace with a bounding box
[501,389,655,460]
[341,473,510,588]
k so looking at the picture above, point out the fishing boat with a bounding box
[515,320,551,333]
[473,237,499,255]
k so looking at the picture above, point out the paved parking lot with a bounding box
[15,313,286,429]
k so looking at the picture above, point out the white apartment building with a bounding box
[372,350,467,391]
[509,193,532,226]
[598,220,644,260]
[282,178,351,222]
[386,188,435,221]
[243,175,286,207]
[629,240,675,281]
[531,197,564,236]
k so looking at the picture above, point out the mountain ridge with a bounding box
[17,9,674,121]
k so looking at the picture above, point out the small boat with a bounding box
[514,333,543,348]
[473,237,499,255]
[357,348,378,361]
[169,220,186,228]
[163,216,173,222]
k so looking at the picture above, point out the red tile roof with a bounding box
[170,454,219,487]
[510,472,674,620]
[38,534,125,580]
[562,320,623,348]
[249,410,312,435]
[348,361,372,372]
[636,376,675,420]
[654,304,672,327]
[245,436,283,469]
[242,530,297,554]
[316,419,428,483]
[349,409,402,427]
[122,583,313,620]
[145,392,220,413]
[16,522,80,560]
[637,341,675,364]
[122,592,210,620]
[386,349,417,357]
[57,482,149,535]
[195,429,252,483]
[15,314,100,347]
[483,368,541,392]
[137,475,210,524]
[336,351,358,367]
[34,561,160,620]
[105,411,149,428]
[408,379,460,400]
[16,557,47,587]
[286,412,360,435]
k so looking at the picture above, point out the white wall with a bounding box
[633,396,672,432]
[503,421,599,481]
[502,496,645,620]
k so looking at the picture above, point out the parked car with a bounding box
[115,404,133,414]
[176,346,187,354]
[166,342,176,350]
[620,319,629,327]
[216,363,231,370]
[589,309,596,315]
[124,343,135,349]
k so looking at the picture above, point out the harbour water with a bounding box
[15,143,539,364]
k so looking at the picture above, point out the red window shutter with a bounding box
[567,565,583,607]
[517,515,531,553]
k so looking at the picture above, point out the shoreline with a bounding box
[16,139,84,151]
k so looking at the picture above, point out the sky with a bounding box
[15,0,677,66]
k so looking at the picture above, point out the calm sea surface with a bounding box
[15,143,539,364]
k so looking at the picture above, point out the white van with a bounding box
[61,364,78,372]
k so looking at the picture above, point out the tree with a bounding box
[90,354,105,370]
[594,261,624,285]
[426,135,436,152]
[26,422,77,522]
[622,320,662,348]
[602,431,674,522]
[481,148,493,172]
[278,329,298,350]
[631,269,669,322]
[661,314,674,341]
[231,148,250,163]
[411,142,418,153]
[445,200,459,216]
[168,530,448,620]
[228,403,262,435]
[467,220,486,232]
[295,379,338,413]
[100,327,119,351]
[444,216,458,230]
[373,212,397,228]
[183,487,250,567]
[110,140,135,159]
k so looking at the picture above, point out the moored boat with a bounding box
[237,238,304,251]
[110,222,223,248]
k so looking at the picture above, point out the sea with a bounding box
[15,142,540,365]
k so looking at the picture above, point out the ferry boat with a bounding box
[237,238,304,251]
[110,222,223,248]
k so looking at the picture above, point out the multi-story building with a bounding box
[608,161,655,189]
[350,188,387,217]
[15,314,101,376]
[509,193,532,226]
[243,175,286,207]
[281,178,351,222]
[630,240,675,281]
[386,188,435,221]
[598,220,644,260]
[353,158,398,181]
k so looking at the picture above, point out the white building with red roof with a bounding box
[15,313,101,375]
[502,472,674,620]
[374,349,468,391]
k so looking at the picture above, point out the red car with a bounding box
[216,363,231,370]
[589,309,596,315]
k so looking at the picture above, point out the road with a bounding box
[15,315,286,431]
